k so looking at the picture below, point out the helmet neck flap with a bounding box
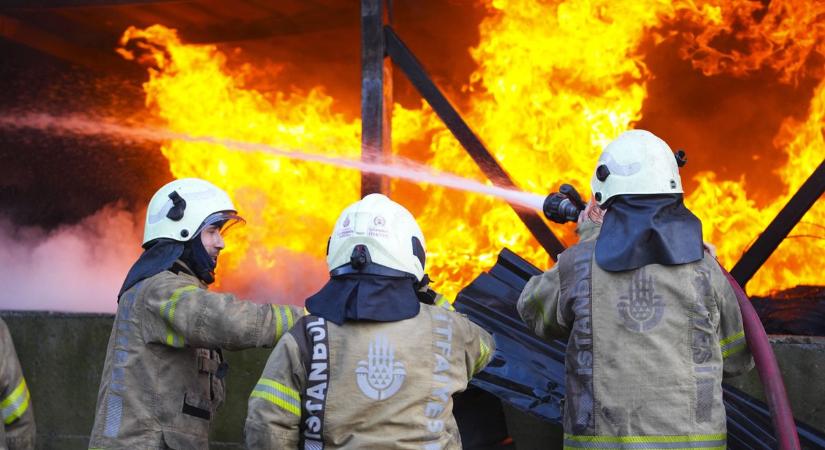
[595,194,704,272]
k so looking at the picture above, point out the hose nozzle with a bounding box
[543,184,586,224]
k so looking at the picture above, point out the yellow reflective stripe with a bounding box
[474,339,492,374]
[273,306,296,342]
[722,343,746,358]
[565,434,726,443]
[1,379,30,424]
[274,305,284,339]
[720,330,746,359]
[285,306,294,330]
[258,378,300,401]
[719,330,745,346]
[435,295,455,311]
[564,433,726,449]
[162,285,197,347]
[166,285,198,323]
[251,378,301,416]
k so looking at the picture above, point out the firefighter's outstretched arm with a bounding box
[517,265,570,339]
[245,334,305,450]
[0,321,35,450]
[142,272,303,350]
[713,269,755,377]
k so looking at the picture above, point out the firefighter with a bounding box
[89,178,304,449]
[244,193,495,449]
[518,130,753,447]
[0,318,34,449]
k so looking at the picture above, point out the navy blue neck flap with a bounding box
[595,194,704,272]
[118,239,184,299]
[182,236,216,285]
[305,274,421,325]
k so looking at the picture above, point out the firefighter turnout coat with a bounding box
[517,222,753,449]
[0,319,34,450]
[244,303,495,449]
[89,262,304,450]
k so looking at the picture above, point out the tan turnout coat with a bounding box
[0,318,35,450]
[89,262,303,450]
[518,222,753,449]
[244,303,495,450]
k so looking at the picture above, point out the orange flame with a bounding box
[117,0,824,301]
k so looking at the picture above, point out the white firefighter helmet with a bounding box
[590,129,683,206]
[327,193,426,281]
[142,178,243,246]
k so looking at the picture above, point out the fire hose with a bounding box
[719,265,801,450]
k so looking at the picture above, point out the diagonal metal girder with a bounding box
[384,25,565,260]
[730,158,825,289]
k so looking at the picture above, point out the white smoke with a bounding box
[217,249,327,307]
[0,203,327,313]
[0,204,142,313]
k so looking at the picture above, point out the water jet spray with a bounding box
[0,113,549,213]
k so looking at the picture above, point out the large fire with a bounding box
[117,0,824,301]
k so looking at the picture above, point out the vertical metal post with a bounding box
[361,0,393,196]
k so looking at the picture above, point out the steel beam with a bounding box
[730,158,825,289]
[384,25,565,259]
[0,14,130,71]
[360,0,392,196]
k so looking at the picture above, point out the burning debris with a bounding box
[0,0,822,309]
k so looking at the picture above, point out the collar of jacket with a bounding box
[305,274,421,326]
[594,194,704,272]
[169,260,207,288]
[576,220,602,242]
[118,239,185,300]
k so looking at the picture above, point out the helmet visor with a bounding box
[196,211,245,237]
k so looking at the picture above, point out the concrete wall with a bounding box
[724,335,825,431]
[2,311,268,449]
[1,312,823,449]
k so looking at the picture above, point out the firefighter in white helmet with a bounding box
[519,130,753,446]
[89,178,303,449]
[244,193,495,449]
[0,318,35,449]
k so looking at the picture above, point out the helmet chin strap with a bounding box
[182,235,216,284]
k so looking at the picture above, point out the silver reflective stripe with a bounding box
[252,382,301,416]
[0,389,27,423]
[279,307,290,333]
[103,393,123,438]
[720,335,745,358]
[305,440,323,450]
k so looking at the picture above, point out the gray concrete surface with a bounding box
[1,312,823,449]
[725,335,825,431]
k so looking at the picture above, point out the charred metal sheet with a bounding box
[731,158,825,289]
[384,26,566,260]
[750,286,825,336]
[454,247,825,448]
[360,0,392,196]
